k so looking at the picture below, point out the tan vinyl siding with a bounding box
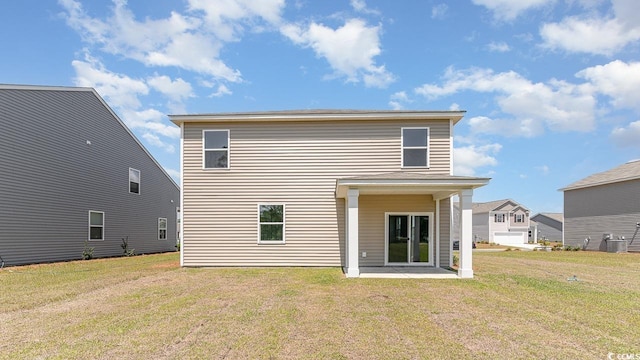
[182,119,452,266]
[439,197,451,267]
[358,195,435,266]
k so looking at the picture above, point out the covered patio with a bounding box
[335,172,490,279]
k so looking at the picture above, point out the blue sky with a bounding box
[2,0,640,214]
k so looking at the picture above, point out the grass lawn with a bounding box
[1,251,639,359]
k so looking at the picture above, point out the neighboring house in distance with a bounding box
[561,160,640,252]
[470,199,531,245]
[530,213,563,242]
[0,85,180,266]
[171,110,490,278]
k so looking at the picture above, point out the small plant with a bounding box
[121,236,135,257]
[552,244,564,251]
[453,254,459,267]
[82,240,94,260]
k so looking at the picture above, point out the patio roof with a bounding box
[335,172,490,199]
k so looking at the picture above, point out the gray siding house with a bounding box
[530,213,563,242]
[171,110,489,278]
[561,160,640,252]
[0,85,180,266]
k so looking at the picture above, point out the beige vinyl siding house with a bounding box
[562,160,640,252]
[172,110,489,278]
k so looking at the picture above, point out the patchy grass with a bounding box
[1,251,639,359]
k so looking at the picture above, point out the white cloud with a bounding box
[486,41,510,52]
[453,143,502,176]
[209,84,233,98]
[536,165,550,175]
[611,120,640,147]
[281,19,395,88]
[471,0,555,21]
[143,133,176,153]
[449,103,461,111]
[540,0,640,55]
[72,52,148,109]
[148,75,194,102]
[431,4,448,20]
[72,53,180,155]
[388,91,410,110]
[60,0,248,82]
[415,67,596,136]
[187,0,285,40]
[576,60,640,111]
[350,0,380,15]
[164,167,181,183]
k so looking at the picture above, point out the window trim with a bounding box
[202,129,230,169]
[494,213,505,223]
[257,204,286,245]
[514,213,525,223]
[158,217,168,240]
[88,211,105,241]
[129,168,141,194]
[401,127,430,168]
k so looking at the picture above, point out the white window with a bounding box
[494,213,505,223]
[129,168,140,194]
[402,127,429,168]
[203,130,229,169]
[89,211,104,241]
[158,218,167,240]
[514,214,525,223]
[258,204,285,244]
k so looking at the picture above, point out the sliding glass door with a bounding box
[387,213,432,265]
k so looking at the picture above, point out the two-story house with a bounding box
[171,110,489,278]
[0,84,180,266]
[471,199,530,245]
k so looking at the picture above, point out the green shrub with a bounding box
[121,236,135,257]
[453,254,459,266]
[82,240,94,260]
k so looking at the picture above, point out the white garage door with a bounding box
[493,232,526,245]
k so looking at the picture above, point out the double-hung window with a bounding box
[89,211,104,241]
[514,214,525,223]
[258,204,285,244]
[494,213,505,223]
[129,168,140,194]
[203,130,229,169]
[402,127,429,167]
[158,218,167,240]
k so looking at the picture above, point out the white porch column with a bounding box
[346,189,360,278]
[435,198,440,268]
[458,189,474,278]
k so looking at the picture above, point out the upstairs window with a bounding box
[258,204,285,244]
[158,218,167,240]
[514,214,525,223]
[129,168,140,194]
[494,213,505,223]
[203,130,229,169]
[89,211,104,241]
[402,127,429,168]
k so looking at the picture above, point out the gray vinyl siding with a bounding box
[472,213,490,241]
[182,119,453,267]
[564,180,640,251]
[0,87,179,266]
[534,222,563,242]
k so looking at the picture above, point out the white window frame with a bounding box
[401,127,430,168]
[494,213,505,223]
[88,211,105,241]
[514,214,525,223]
[158,217,167,240]
[129,168,140,194]
[257,204,285,244]
[202,129,230,169]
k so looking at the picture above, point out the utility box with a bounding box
[606,238,628,253]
